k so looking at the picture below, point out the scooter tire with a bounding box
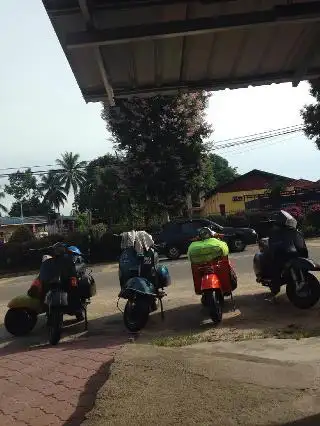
[124,297,150,332]
[48,309,63,345]
[286,273,320,309]
[207,290,223,324]
[4,308,37,337]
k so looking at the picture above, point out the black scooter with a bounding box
[254,238,320,308]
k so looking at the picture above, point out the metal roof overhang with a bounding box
[42,0,320,105]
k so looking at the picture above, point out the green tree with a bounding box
[267,178,287,208]
[9,197,50,217]
[75,212,90,232]
[40,171,67,212]
[5,169,40,202]
[9,225,35,243]
[75,154,134,226]
[301,80,320,148]
[102,93,212,222]
[209,154,238,189]
[0,190,7,214]
[56,152,86,195]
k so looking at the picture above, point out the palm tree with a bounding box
[0,190,7,214]
[40,172,67,212]
[56,152,86,195]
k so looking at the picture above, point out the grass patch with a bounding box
[151,324,320,348]
[273,324,320,340]
[152,332,205,347]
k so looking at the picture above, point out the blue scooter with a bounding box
[118,245,171,332]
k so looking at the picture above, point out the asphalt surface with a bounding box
[1,240,320,344]
[0,248,254,308]
[1,241,320,306]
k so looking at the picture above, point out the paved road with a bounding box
[0,247,255,306]
[2,240,320,304]
[1,240,320,425]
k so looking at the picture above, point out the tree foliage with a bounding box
[208,154,238,189]
[40,171,67,212]
[0,190,7,214]
[75,154,135,225]
[5,169,40,202]
[9,225,35,243]
[102,93,212,219]
[9,197,50,217]
[301,80,320,148]
[56,152,86,195]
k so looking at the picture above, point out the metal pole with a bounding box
[20,202,24,224]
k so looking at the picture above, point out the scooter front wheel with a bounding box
[48,309,63,345]
[124,297,150,332]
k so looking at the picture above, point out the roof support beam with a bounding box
[66,2,320,49]
[94,48,115,105]
[292,27,320,87]
[83,67,320,101]
[45,0,236,16]
[78,0,92,25]
[77,0,114,105]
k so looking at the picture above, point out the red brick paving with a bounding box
[0,337,123,425]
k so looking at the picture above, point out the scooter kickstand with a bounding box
[230,292,236,311]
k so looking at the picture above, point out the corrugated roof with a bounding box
[0,216,48,226]
[42,0,320,104]
[205,169,316,197]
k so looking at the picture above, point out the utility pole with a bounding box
[20,202,24,224]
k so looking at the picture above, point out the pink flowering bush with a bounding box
[309,203,320,213]
[283,205,304,222]
[306,203,320,229]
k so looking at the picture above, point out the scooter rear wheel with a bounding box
[124,297,150,332]
[286,272,320,309]
[203,290,223,324]
[4,308,37,337]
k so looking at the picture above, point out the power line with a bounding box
[213,126,303,150]
[213,124,303,146]
[0,164,57,172]
[0,125,305,180]
[222,133,298,156]
[0,167,87,179]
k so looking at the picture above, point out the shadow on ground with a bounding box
[281,414,320,425]
[136,290,320,344]
[2,286,320,353]
[2,287,320,354]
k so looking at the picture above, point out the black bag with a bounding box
[78,273,96,299]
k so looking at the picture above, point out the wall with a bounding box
[202,189,267,216]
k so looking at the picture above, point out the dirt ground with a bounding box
[83,342,320,426]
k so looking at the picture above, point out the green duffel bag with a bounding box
[187,238,229,264]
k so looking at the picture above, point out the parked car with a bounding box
[154,219,257,260]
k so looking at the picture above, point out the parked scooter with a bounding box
[188,227,237,324]
[117,231,171,332]
[254,222,320,308]
[4,244,96,344]
[254,210,320,308]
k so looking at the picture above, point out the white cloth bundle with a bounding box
[120,230,154,254]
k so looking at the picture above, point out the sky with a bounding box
[0,1,319,214]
